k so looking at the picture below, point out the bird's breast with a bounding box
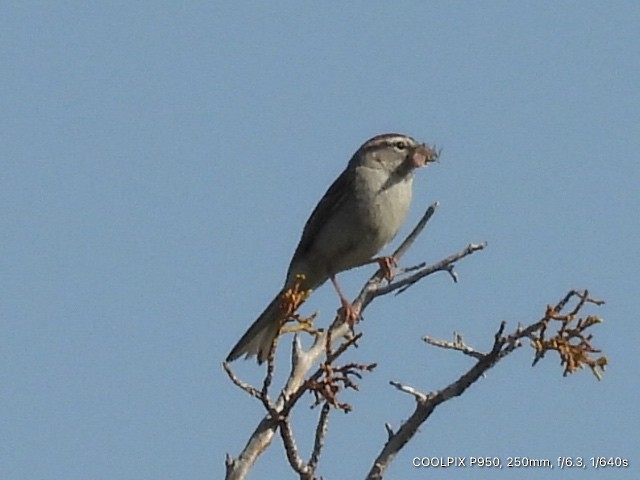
[354,167,413,243]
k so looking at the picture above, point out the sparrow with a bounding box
[227,133,438,363]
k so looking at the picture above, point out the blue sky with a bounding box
[2,2,639,479]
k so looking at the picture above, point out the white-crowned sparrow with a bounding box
[227,133,438,363]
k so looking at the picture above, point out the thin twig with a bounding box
[279,416,308,477]
[223,362,262,400]
[423,332,486,360]
[374,242,487,298]
[389,380,429,402]
[309,403,331,471]
[392,202,439,261]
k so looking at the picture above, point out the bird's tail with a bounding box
[226,289,285,364]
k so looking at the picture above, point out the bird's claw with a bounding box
[377,255,397,283]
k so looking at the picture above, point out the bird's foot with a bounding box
[338,299,361,328]
[376,255,397,283]
[330,275,361,327]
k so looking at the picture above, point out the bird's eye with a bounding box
[394,141,407,151]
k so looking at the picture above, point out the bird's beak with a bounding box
[410,143,439,168]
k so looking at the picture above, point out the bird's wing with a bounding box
[288,166,354,271]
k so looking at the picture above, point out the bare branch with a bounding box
[392,202,439,261]
[226,184,607,480]
[384,423,394,441]
[309,403,331,471]
[423,332,486,359]
[224,414,280,480]
[279,416,310,478]
[223,362,262,400]
[374,241,487,298]
[366,290,606,479]
[225,203,486,479]
[389,380,429,402]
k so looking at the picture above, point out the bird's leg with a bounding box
[330,275,361,326]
